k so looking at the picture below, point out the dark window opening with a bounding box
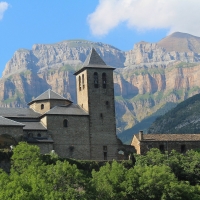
[82,74,85,89]
[159,144,165,153]
[69,145,74,152]
[28,132,33,138]
[100,113,103,118]
[102,73,106,88]
[94,72,99,88]
[106,101,109,106]
[37,133,41,137]
[104,152,107,160]
[181,144,186,153]
[41,104,44,110]
[103,145,107,151]
[79,76,81,91]
[63,119,68,127]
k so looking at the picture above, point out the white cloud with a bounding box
[0,2,8,20]
[88,0,200,37]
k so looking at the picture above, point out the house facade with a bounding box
[132,131,200,154]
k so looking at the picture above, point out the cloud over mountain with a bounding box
[0,1,8,20]
[88,0,200,37]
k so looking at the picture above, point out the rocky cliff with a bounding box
[2,32,200,143]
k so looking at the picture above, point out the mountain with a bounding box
[2,32,200,143]
[158,32,200,52]
[148,93,200,134]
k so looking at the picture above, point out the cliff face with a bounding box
[2,33,200,143]
[3,40,125,77]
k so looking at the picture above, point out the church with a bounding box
[0,49,122,160]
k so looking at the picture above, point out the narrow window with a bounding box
[94,72,98,88]
[159,144,165,153]
[79,76,81,91]
[41,104,44,110]
[37,133,41,137]
[181,144,186,153]
[100,113,103,118]
[63,119,68,127]
[104,152,107,160]
[106,101,109,106]
[82,74,85,89]
[103,145,107,151]
[102,73,106,88]
[28,132,33,138]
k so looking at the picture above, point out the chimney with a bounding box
[139,130,143,141]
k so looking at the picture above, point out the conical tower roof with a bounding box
[74,48,115,75]
[28,89,72,105]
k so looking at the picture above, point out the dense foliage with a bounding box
[0,142,200,199]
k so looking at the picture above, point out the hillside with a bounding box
[2,32,200,143]
[148,93,200,134]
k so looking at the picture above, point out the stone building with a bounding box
[0,49,122,160]
[132,131,200,154]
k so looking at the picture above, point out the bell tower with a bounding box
[74,48,118,160]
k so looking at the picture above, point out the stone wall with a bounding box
[0,126,23,142]
[86,68,119,160]
[140,141,200,154]
[30,99,71,114]
[46,115,90,159]
[30,142,53,154]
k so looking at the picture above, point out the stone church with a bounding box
[0,49,122,160]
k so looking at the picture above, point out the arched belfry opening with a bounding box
[94,72,99,88]
[102,72,106,88]
[79,76,81,91]
[63,119,68,127]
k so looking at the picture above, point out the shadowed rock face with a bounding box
[2,33,200,143]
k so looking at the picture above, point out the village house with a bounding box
[131,130,200,154]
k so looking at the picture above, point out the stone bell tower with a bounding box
[74,48,118,160]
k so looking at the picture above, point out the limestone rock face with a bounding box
[2,40,125,77]
[125,42,200,67]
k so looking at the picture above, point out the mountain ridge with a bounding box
[2,32,200,143]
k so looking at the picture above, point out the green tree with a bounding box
[123,165,198,200]
[91,161,127,200]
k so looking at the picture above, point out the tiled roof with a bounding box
[74,48,115,75]
[44,104,89,116]
[0,108,41,118]
[28,89,71,105]
[135,133,200,141]
[22,122,47,130]
[0,116,24,126]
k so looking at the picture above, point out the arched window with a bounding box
[63,119,68,127]
[41,104,44,110]
[82,74,85,89]
[79,76,81,91]
[102,73,106,88]
[94,72,99,88]
[37,133,41,137]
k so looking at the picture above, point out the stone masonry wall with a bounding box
[0,126,23,142]
[140,141,200,154]
[76,70,89,112]
[86,69,119,160]
[30,99,71,114]
[46,115,90,159]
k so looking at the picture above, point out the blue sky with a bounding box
[0,0,199,76]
